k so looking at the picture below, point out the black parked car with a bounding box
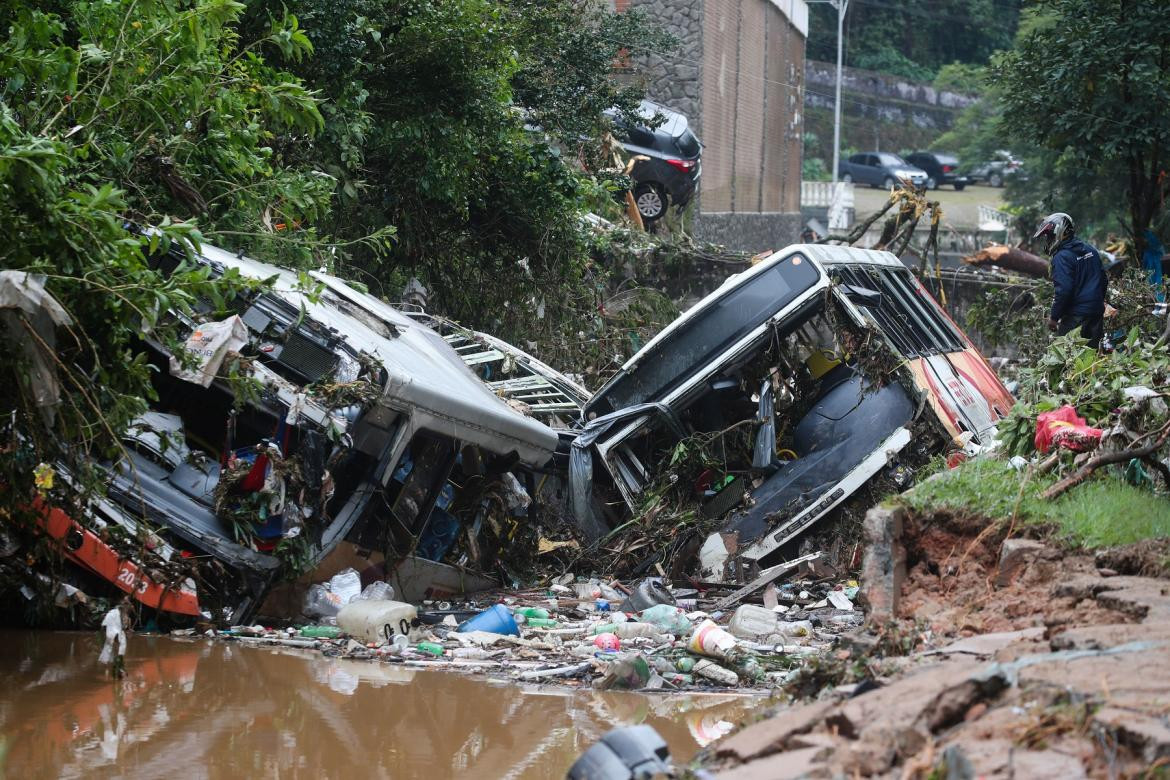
[610,100,702,222]
[837,152,928,189]
[904,151,969,191]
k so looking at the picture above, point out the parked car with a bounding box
[838,152,928,189]
[571,243,1013,582]
[609,100,702,222]
[965,150,1025,187]
[904,151,969,190]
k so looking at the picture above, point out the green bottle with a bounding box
[513,607,550,620]
[525,617,558,628]
[416,642,445,656]
[300,625,342,639]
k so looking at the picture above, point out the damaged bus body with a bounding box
[573,244,1012,583]
[47,241,561,622]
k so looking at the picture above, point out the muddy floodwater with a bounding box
[0,631,765,778]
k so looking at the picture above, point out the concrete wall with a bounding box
[629,0,807,253]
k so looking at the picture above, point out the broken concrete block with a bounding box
[1093,706,1170,763]
[859,505,905,623]
[714,699,834,762]
[995,538,1049,588]
[716,745,830,780]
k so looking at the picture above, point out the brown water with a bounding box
[0,631,765,779]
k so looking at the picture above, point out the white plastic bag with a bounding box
[169,315,249,387]
[328,568,362,605]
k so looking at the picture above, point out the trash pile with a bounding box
[192,561,865,692]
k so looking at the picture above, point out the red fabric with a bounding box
[1034,406,1103,454]
[238,453,269,492]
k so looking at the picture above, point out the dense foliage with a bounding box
[994,0,1170,254]
[806,0,1020,81]
[0,1,330,503]
[252,0,673,350]
[0,0,673,514]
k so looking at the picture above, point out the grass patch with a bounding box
[903,458,1170,548]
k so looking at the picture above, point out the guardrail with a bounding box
[801,181,854,230]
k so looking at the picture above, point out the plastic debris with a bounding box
[198,569,860,693]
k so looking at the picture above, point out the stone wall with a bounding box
[695,211,803,254]
[805,60,976,136]
[629,0,703,122]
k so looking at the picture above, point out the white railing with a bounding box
[801,181,854,231]
[977,204,1013,232]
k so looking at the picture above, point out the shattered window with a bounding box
[592,254,820,413]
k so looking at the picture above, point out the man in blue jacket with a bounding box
[1033,212,1106,346]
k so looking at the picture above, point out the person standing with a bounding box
[1143,227,1165,302]
[1033,212,1106,346]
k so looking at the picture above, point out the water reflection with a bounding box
[0,632,765,779]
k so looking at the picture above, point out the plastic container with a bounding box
[525,617,558,629]
[693,659,739,685]
[300,625,342,639]
[416,642,445,657]
[620,577,675,612]
[640,604,691,636]
[302,584,344,619]
[513,607,550,620]
[610,622,668,640]
[457,604,520,636]
[727,604,780,640]
[328,568,362,605]
[357,581,395,601]
[688,619,738,659]
[336,600,418,645]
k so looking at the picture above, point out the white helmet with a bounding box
[1032,212,1075,254]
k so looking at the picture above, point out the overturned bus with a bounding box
[28,240,565,623]
[571,243,1013,583]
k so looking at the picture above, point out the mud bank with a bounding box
[702,507,1170,778]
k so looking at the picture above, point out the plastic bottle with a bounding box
[693,659,739,686]
[416,642,445,657]
[300,625,342,639]
[357,581,395,601]
[610,622,668,640]
[524,617,558,629]
[513,607,550,620]
[336,600,418,645]
[451,647,492,659]
[675,656,696,673]
[688,619,738,659]
[773,620,813,638]
[640,604,692,636]
[727,604,779,640]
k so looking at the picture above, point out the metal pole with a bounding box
[831,0,847,185]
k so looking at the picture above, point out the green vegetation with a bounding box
[0,0,674,519]
[806,0,1021,82]
[905,458,1170,549]
[0,0,326,500]
[994,0,1170,253]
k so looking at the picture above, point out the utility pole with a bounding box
[831,0,848,184]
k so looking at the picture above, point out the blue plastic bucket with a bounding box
[456,603,519,636]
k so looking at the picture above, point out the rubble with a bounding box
[700,507,1170,778]
[189,564,867,694]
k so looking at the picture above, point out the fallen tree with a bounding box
[961,243,1049,278]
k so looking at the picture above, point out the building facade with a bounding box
[621,0,809,251]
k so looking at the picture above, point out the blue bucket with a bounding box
[456,603,519,636]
